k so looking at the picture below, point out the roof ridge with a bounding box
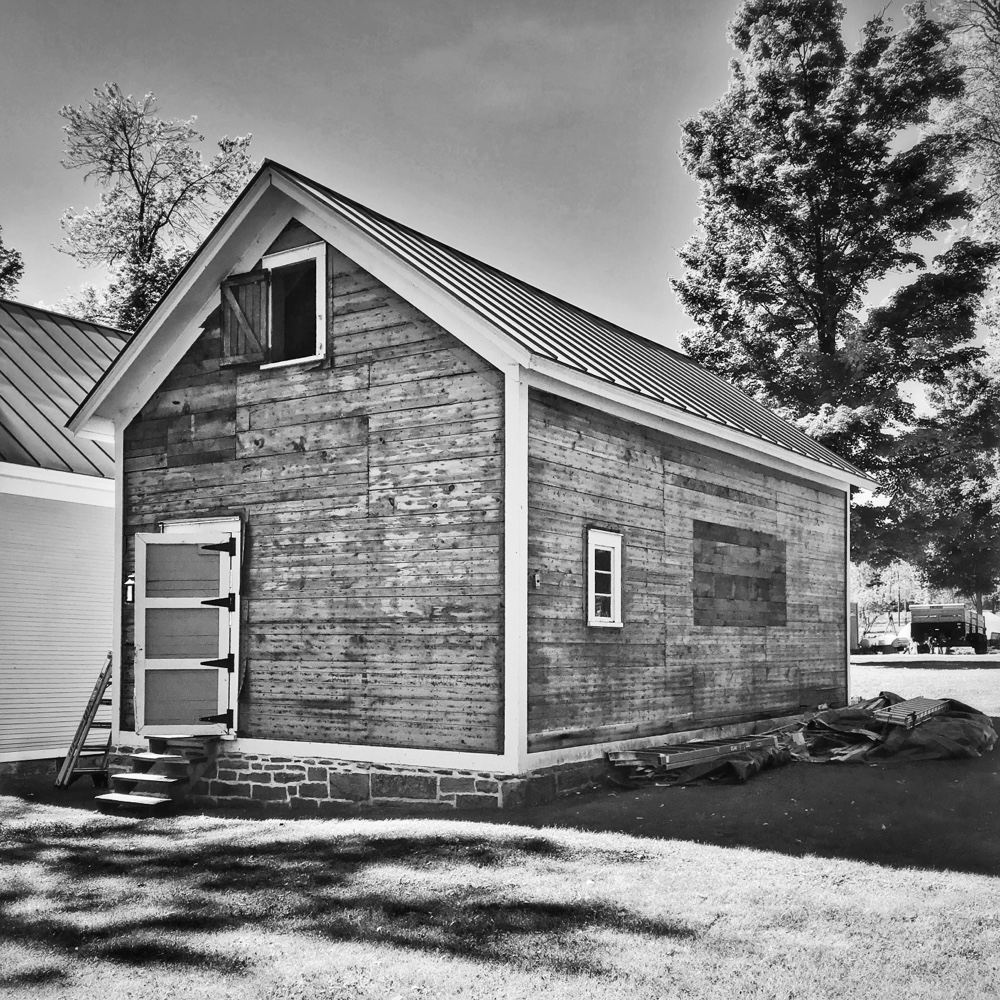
[272,160,691,361]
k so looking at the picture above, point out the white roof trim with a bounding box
[526,365,878,491]
[0,462,115,505]
[269,172,529,373]
[72,163,872,489]
[69,172,282,433]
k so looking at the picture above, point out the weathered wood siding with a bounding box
[527,390,847,752]
[122,246,504,752]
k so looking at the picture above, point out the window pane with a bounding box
[146,544,219,597]
[145,669,218,726]
[146,608,220,659]
[594,570,613,596]
[594,548,612,573]
[271,260,317,361]
[594,595,612,619]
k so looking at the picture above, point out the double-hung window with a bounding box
[587,529,623,627]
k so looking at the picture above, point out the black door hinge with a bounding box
[200,653,235,673]
[199,709,234,728]
[201,593,236,612]
[201,537,237,557]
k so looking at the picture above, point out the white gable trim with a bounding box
[269,172,529,373]
[525,364,875,492]
[70,175,289,433]
[73,163,872,489]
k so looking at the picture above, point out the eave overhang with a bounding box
[70,160,878,493]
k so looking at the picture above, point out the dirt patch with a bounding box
[502,733,1000,877]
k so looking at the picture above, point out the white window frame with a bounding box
[260,241,326,369]
[587,529,623,628]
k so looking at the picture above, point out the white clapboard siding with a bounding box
[0,491,114,761]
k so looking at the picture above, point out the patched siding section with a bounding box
[526,389,846,752]
[122,247,504,753]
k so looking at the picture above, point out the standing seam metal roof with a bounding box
[279,164,862,479]
[0,300,127,478]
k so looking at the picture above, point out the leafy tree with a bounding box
[672,0,999,570]
[880,363,1000,612]
[0,224,24,298]
[58,83,254,331]
[941,1,1000,236]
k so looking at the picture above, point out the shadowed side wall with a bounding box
[526,390,846,752]
[121,247,505,753]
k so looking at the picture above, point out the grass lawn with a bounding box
[850,659,1000,715]
[3,789,999,1000]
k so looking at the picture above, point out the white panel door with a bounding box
[134,531,239,736]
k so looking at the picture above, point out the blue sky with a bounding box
[1,0,907,347]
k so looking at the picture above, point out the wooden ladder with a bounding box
[55,651,114,789]
[95,736,222,816]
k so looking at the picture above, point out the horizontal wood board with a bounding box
[526,390,847,752]
[122,247,504,753]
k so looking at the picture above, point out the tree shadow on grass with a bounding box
[0,812,698,984]
[1,967,69,988]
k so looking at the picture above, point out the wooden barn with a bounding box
[70,161,876,809]
[0,300,127,767]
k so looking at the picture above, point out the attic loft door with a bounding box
[134,531,239,737]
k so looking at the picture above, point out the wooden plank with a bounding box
[236,415,368,459]
[236,363,370,407]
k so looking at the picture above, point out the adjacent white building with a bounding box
[0,300,127,764]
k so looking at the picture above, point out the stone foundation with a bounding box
[108,748,607,812]
[106,709,819,813]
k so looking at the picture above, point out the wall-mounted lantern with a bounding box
[123,574,135,604]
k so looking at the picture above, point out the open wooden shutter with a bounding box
[221,271,268,364]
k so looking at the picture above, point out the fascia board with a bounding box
[269,173,528,373]
[526,362,877,493]
[0,461,114,505]
[69,174,285,433]
[73,416,115,443]
[115,203,299,430]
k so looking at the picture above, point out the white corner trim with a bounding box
[503,366,530,772]
[0,462,114,506]
[111,425,124,744]
[525,364,869,492]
